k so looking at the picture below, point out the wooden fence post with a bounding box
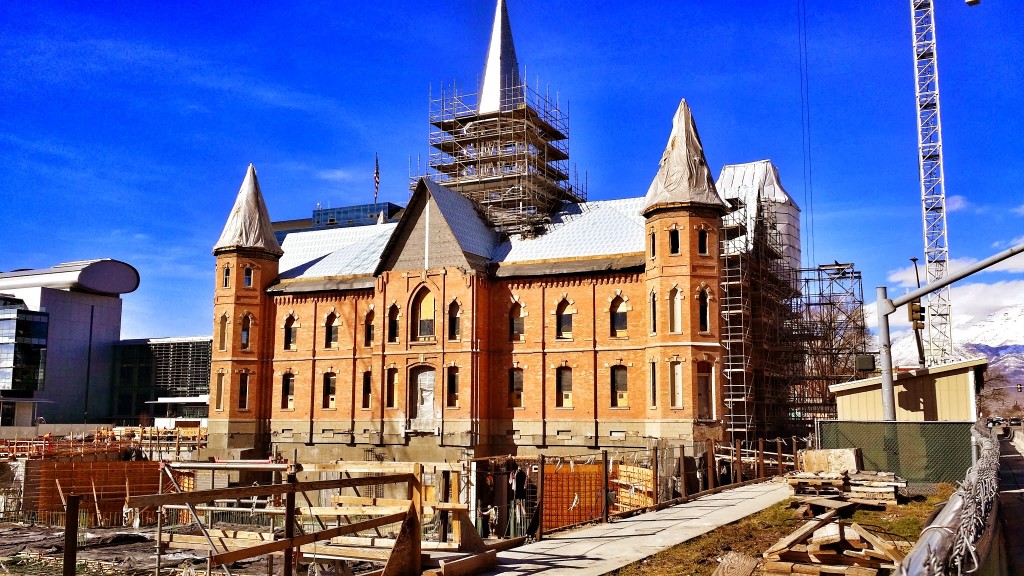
[536,455,545,541]
[777,438,784,476]
[601,450,609,523]
[706,439,715,490]
[733,440,741,484]
[652,446,660,506]
[679,444,688,500]
[284,471,298,576]
[63,494,80,576]
[792,436,799,473]
[758,438,765,479]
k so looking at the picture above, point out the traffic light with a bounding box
[908,298,925,330]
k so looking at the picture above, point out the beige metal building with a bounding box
[828,357,986,421]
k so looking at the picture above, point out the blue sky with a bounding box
[2,1,1022,339]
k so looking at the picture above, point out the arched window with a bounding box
[360,371,372,409]
[668,288,682,333]
[283,315,296,350]
[610,297,627,338]
[243,267,253,288]
[447,301,461,341]
[218,315,228,351]
[364,310,374,347]
[649,292,657,334]
[555,300,572,339]
[281,373,295,409]
[670,361,683,408]
[412,289,435,340]
[555,367,572,408]
[696,362,713,419]
[323,372,337,409]
[387,305,400,343]
[215,373,225,411]
[386,368,397,408]
[446,367,459,407]
[324,313,339,349]
[611,365,628,408]
[221,266,231,288]
[649,230,656,258]
[508,368,524,408]
[240,315,252,350]
[238,372,249,410]
[699,290,711,333]
[698,229,709,255]
[669,228,680,255]
[509,303,524,341]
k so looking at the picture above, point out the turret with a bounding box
[642,100,727,434]
[208,164,283,457]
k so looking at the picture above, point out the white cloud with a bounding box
[946,195,969,212]
[866,280,1024,334]
[316,169,357,182]
[1013,204,1024,216]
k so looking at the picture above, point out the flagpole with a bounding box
[374,153,380,204]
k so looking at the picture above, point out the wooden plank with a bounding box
[809,524,841,546]
[765,511,838,556]
[210,510,408,566]
[299,545,393,561]
[710,551,758,576]
[129,473,414,508]
[849,523,905,563]
[762,561,794,573]
[437,550,497,576]
[301,462,417,474]
[298,506,410,517]
[331,496,414,507]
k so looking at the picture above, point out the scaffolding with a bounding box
[788,263,867,433]
[720,196,800,442]
[424,81,585,235]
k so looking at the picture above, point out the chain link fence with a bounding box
[815,420,974,486]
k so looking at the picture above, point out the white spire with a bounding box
[478,0,523,114]
[642,99,727,214]
[213,164,283,255]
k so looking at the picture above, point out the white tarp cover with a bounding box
[642,99,726,213]
[213,164,283,255]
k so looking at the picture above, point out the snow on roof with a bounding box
[424,179,498,259]
[494,197,646,263]
[278,223,397,279]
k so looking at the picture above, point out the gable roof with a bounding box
[277,224,397,280]
[213,164,283,256]
[422,178,499,259]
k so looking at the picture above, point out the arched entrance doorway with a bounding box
[408,366,437,432]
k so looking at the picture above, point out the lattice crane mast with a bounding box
[910,0,955,365]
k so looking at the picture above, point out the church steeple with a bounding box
[478,0,523,114]
[213,164,283,256]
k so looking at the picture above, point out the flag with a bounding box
[374,153,380,203]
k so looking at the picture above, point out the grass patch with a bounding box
[608,484,955,576]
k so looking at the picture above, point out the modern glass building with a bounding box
[0,295,48,426]
[111,337,211,425]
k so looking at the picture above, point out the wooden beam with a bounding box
[764,511,838,556]
[437,550,497,576]
[128,473,414,508]
[331,496,414,507]
[210,511,408,566]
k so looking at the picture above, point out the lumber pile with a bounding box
[762,514,905,576]
[786,471,906,504]
[845,472,906,506]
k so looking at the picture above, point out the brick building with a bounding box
[205,1,798,462]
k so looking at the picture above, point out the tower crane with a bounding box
[910,0,956,365]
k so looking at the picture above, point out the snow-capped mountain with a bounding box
[889,303,1024,408]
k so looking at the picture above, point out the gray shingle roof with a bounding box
[278,223,397,279]
[493,197,646,263]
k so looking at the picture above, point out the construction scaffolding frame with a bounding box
[720,196,800,442]
[789,263,867,433]
[424,81,585,235]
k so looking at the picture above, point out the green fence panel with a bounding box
[817,420,973,484]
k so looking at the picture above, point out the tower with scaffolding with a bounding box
[717,161,867,441]
[424,0,585,235]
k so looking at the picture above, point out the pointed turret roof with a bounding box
[641,99,726,215]
[213,164,284,256]
[478,0,524,114]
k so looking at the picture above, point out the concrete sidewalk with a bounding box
[487,480,790,575]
